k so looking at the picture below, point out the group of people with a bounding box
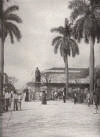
[73,91,85,104]
[40,87,67,104]
[54,87,99,113]
[73,89,99,113]
[87,91,99,113]
[2,91,22,112]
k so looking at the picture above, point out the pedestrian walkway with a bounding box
[1,100,100,137]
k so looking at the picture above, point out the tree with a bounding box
[4,82,16,93]
[51,18,79,97]
[0,3,22,96]
[69,0,100,92]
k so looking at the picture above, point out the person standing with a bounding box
[74,92,77,104]
[13,93,18,111]
[5,92,9,112]
[54,90,57,100]
[63,87,66,103]
[93,92,99,113]
[87,92,91,107]
[18,95,22,110]
[25,89,29,102]
[42,91,47,104]
[10,91,14,110]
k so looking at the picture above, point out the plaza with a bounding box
[1,100,100,137]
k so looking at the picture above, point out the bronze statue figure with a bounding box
[35,67,41,82]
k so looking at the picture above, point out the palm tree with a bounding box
[0,4,22,96]
[69,0,100,92]
[51,18,79,97]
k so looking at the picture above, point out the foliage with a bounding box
[51,18,79,61]
[69,0,100,43]
[0,5,22,43]
[4,82,16,93]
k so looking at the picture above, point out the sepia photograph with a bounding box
[0,0,100,136]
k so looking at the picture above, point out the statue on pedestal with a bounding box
[35,67,41,83]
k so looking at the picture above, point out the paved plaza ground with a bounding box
[1,100,100,137]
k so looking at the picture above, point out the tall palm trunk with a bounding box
[0,0,4,96]
[0,0,4,115]
[89,36,95,93]
[64,18,69,97]
[0,36,4,96]
[64,55,69,97]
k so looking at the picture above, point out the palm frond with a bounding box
[4,13,22,23]
[72,12,99,43]
[52,36,62,46]
[69,39,79,57]
[51,18,79,60]
[72,16,85,42]
[60,42,64,57]
[83,14,99,43]
[5,22,22,42]
[69,0,88,9]
[51,26,65,35]
[4,5,19,15]
[54,39,62,54]
[69,0,89,21]
[70,7,89,21]
[65,18,69,26]
[8,30,14,43]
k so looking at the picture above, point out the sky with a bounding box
[4,0,100,88]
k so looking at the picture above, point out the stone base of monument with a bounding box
[35,92,40,100]
[34,82,41,100]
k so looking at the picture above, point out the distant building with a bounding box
[41,67,89,89]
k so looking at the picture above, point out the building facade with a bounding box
[41,67,89,89]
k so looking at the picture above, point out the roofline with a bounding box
[48,67,89,70]
[41,67,100,74]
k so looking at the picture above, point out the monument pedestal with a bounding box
[35,82,41,100]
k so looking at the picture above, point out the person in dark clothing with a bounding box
[95,87,100,105]
[42,91,47,104]
[63,87,66,103]
[80,91,83,103]
[25,89,29,102]
[93,92,99,113]
[74,92,77,104]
